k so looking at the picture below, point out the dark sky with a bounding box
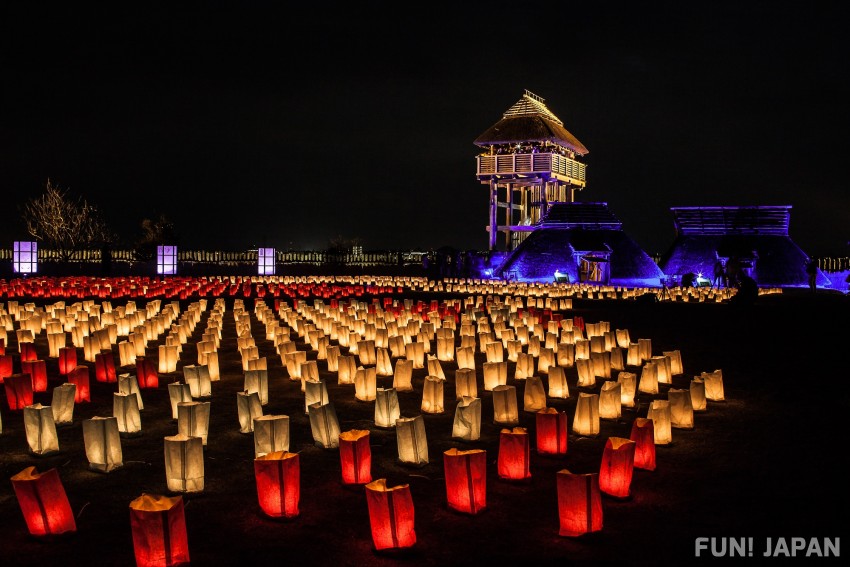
[2,2,848,256]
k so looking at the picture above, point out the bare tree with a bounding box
[133,213,177,262]
[21,179,114,259]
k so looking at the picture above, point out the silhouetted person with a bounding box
[805,259,817,292]
[713,260,725,289]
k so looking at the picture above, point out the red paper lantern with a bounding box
[21,359,48,393]
[11,466,76,536]
[536,407,568,456]
[4,373,34,410]
[599,436,637,499]
[95,350,117,383]
[20,342,38,362]
[68,365,91,403]
[497,427,531,480]
[443,448,487,515]
[339,429,372,485]
[58,346,78,376]
[136,356,159,389]
[129,493,190,567]
[365,479,417,550]
[557,470,603,537]
[629,417,656,471]
[0,337,4,355]
[0,353,13,383]
[254,451,300,518]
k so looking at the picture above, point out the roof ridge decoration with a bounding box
[502,90,564,126]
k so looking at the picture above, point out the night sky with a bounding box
[2,2,848,257]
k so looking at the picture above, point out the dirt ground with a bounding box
[1,286,848,566]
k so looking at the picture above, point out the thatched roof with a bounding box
[473,90,589,155]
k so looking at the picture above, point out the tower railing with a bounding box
[476,152,586,184]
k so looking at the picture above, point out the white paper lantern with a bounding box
[663,350,684,375]
[421,376,445,414]
[701,369,725,401]
[572,392,600,437]
[164,433,204,493]
[304,379,329,414]
[647,399,673,445]
[113,393,142,436]
[308,401,340,449]
[599,381,622,420]
[651,355,672,385]
[576,358,595,388]
[426,355,446,380]
[451,396,482,441]
[638,361,659,395]
[617,371,637,408]
[375,387,401,428]
[50,383,76,426]
[355,366,377,402]
[454,368,478,399]
[483,361,507,391]
[244,369,269,405]
[557,343,575,368]
[668,388,694,429]
[492,384,519,425]
[337,355,357,385]
[168,382,193,420]
[237,391,264,434]
[689,377,707,411]
[405,341,425,369]
[456,346,476,370]
[253,414,290,457]
[392,358,414,392]
[396,415,429,465]
[82,416,123,472]
[24,403,60,455]
[375,348,393,376]
[118,373,144,410]
[158,344,179,374]
[523,375,547,413]
[177,401,211,445]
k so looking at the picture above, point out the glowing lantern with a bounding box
[405,341,425,369]
[205,351,220,382]
[177,401,211,445]
[392,358,413,392]
[557,470,603,537]
[396,415,429,465]
[254,451,300,518]
[136,356,159,389]
[651,355,672,385]
[629,417,656,471]
[443,448,487,514]
[492,384,519,425]
[626,343,641,367]
[663,350,683,375]
[11,466,76,536]
[701,369,725,401]
[118,340,136,367]
[337,354,357,385]
[365,479,417,551]
[244,369,269,406]
[51,383,76,426]
[129,493,189,567]
[20,340,38,362]
[21,359,48,392]
[638,338,652,362]
[308,401,340,449]
[689,377,707,411]
[375,387,401,428]
[376,348,393,376]
[647,400,672,445]
[522,375,547,413]
[536,407,568,456]
[497,427,531,480]
[426,355,446,380]
[610,347,625,371]
[83,416,123,472]
[164,433,204,493]
[547,366,569,399]
[114,393,142,436]
[24,403,60,455]
[576,358,595,388]
[95,350,117,383]
[58,346,77,376]
[599,437,636,499]
[668,388,694,429]
[456,346,476,370]
[573,392,600,437]
[599,380,622,420]
[421,375,444,414]
[436,337,454,362]
[557,343,575,368]
[451,396,481,441]
[514,352,534,380]
[339,429,372,485]
[119,373,144,410]
[575,339,590,360]
[68,365,90,403]
[168,382,193,420]
[183,364,212,399]
[617,371,637,408]
[538,347,555,374]
[485,341,504,363]
[0,353,13,382]
[253,414,290,457]
[483,361,507,391]
[591,352,611,380]
[637,361,658,395]
[451,368,475,399]
[158,344,179,374]
[357,339,377,366]
[237,391,263,434]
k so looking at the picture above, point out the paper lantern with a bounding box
[483,361,507,391]
[136,356,159,389]
[0,353,13,382]
[177,401,211,445]
[405,341,425,369]
[497,427,531,480]
[302,378,328,414]
[337,354,357,385]
[575,338,590,360]
[454,368,477,399]
[118,340,136,367]
[556,470,603,537]
[536,407,568,456]
[485,341,504,363]
[668,388,694,429]
[129,493,190,567]
[114,392,142,436]
[365,479,417,551]
[599,380,622,420]
[591,352,611,380]
[426,355,446,380]
[164,433,204,493]
[421,375,444,414]
[83,416,123,472]
[651,355,672,385]
[24,403,60,455]
[392,358,413,392]
[93,350,117,383]
[689,377,707,411]
[575,358,595,388]
[492,384,519,425]
[436,337,455,362]
[599,437,636,498]
[158,344,179,374]
[20,340,38,362]
[65,365,90,403]
[375,387,401,428]
[443,448,487,514]
[626,343,641,367]
[58,346,78,376]
[701,369,725,401]
[547,366,569,399]
[205,351,220,382]
[11,466,76,536]
[183,364,212,399]
[514,352,534,380]
[253,414,290,457]
[629,417,656,471]
[308,401,340,449]
[253,451,300,519]
[637,361,658,395]
[119,373,145,410]
[538,347,555,375]
[51,383,76,425]
[376,348,393,376]
[638,338,652,362]
[506,339,523,362]
[21,359,48,392]
[663,349,683,375]
[451,396,481,441]
[237,391,263,434]
[647,400,672,445]
[557,343,575,368]
[573,392,600,437]
[168,382,193,420]
[244,368,269,405]
[456,346,476,370]
[339,429,372,485]
[352,366,376,402]
[522,375,547,413]
[617,371,637,408]
[396,415,429,465]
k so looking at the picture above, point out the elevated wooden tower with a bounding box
[474,90,589,251]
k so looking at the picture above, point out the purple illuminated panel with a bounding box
[13,241,38,274]
[258,248,275,275]
[157,245,178,275]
